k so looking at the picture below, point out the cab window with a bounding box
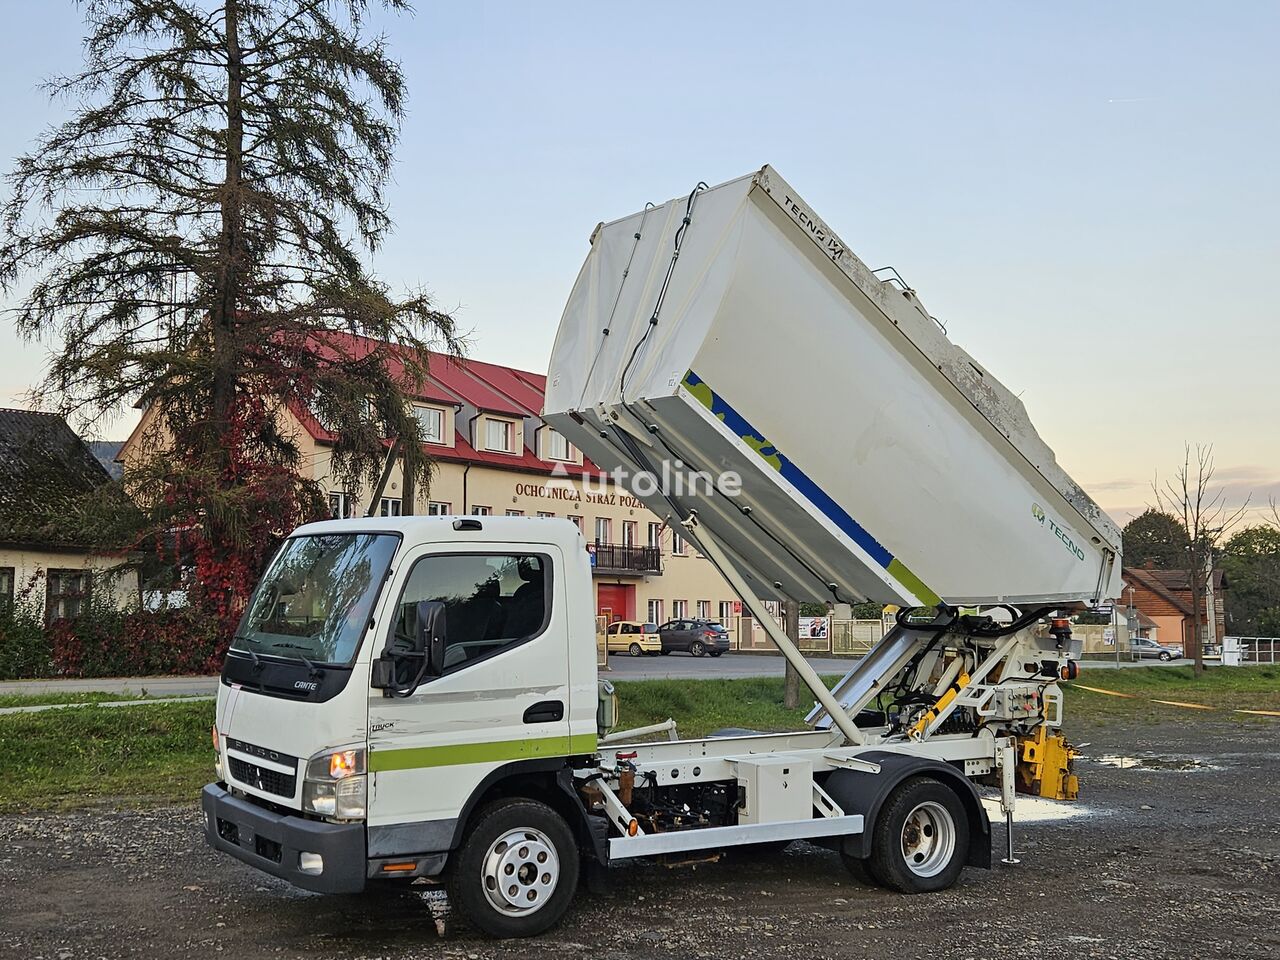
[393,553,551,673]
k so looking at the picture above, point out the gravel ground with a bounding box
[2,718,1278,960]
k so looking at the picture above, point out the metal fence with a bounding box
[718,616,885,657]
[1240,637,1280,664]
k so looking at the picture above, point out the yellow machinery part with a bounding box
[908,672,970,739]
[1016,727,1079,800]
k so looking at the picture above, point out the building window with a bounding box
[413,405,445,444]
[647,522,662,549]
[594,517,611,544]
[543,429,574,462]
[622,521,637,548]
[378,497,402,517]
[428,501,452,515]
[328,491,352,519]
[537,511,555,519]
[506,509,524,517]
[697,600,710,620]
[472,505,492,516]
[647,599,663,624]
[46,569,90,622]
[719,601,735,624]
[485,418,514,453]
[672,530,686,555]
[0,566,13,607]
[672,599,687,620]
[568,515,584,533]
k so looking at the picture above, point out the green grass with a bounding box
[1,668,1276,813]
[0,691,165,709]
[0,699,215,813]
[611,676,833,739]
[1063,664,1280,717]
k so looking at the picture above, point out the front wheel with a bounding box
[1159,651,1172,661]
[447,798,579,938]
[628,642,643,657]
[690,640,706,658]
[866,776,968,893]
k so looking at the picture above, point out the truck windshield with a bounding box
[231,533,398,666]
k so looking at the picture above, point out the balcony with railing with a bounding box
[589,542,663,577]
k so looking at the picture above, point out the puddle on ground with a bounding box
[1085,753,1221,772]
[978,794,1096,823]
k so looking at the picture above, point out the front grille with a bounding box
[228,756,297,798]
[225,737,299,768]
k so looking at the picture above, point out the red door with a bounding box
[597,583,634,622]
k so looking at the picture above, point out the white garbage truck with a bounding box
[203,166,1122,938]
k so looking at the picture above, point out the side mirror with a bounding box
[371,600,448,695]
[415,600,448,677]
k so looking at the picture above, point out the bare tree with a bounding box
[1154,445,1249,673]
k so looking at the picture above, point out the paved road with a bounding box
[0,675,221,697]
[0,654,1195,698]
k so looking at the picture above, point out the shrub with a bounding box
[49,603,226,678]
[0,597,54,680]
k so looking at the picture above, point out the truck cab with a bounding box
[204,516,599,919]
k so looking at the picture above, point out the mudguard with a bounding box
[821,751,991,868]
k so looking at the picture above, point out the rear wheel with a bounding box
[447,799,579,938]
[660,648,671,656]
[866,777,968,893]
[690,640,706,658]
[628,642,643,657]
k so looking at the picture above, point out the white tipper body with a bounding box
[543,165,1121,608]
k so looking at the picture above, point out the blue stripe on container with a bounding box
[683,370,894,570]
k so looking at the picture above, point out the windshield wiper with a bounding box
[268,642,326,678]
[232,637,265,672]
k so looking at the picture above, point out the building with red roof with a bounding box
[119,338,741,633]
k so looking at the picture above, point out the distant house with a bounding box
[0,409,139,619]
[1119,563,1228,652]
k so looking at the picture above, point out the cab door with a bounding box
[365,541,578,856]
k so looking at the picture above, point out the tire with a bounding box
[447,798,579,938]
[690,640,706,658]
[660,649,671,656]
[628,642,643,657]
[1159,651,1172,661]
[866,776,968,893]
[709,651,723,658]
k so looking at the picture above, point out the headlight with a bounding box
[212,725,223,781]
[302,747,367,820]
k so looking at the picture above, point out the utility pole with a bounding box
[782,598,802,709]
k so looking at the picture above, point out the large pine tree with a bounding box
[1,1,459,625]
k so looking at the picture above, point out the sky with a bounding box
[0,1,1276,524]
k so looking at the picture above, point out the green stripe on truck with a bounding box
[369,733,598,772]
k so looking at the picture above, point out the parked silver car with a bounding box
[1130,636,1183,661]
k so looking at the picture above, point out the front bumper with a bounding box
[202,783,365,894]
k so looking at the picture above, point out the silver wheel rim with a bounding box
[480,827,560,917]
[900,801,956,878]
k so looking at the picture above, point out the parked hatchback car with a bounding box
[605,621,662,657]
[1130,636,1184,661]
[658,619,730,657]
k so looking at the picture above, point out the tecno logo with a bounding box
[1032,502,1085,562]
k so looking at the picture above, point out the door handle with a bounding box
[523,700,565,724]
